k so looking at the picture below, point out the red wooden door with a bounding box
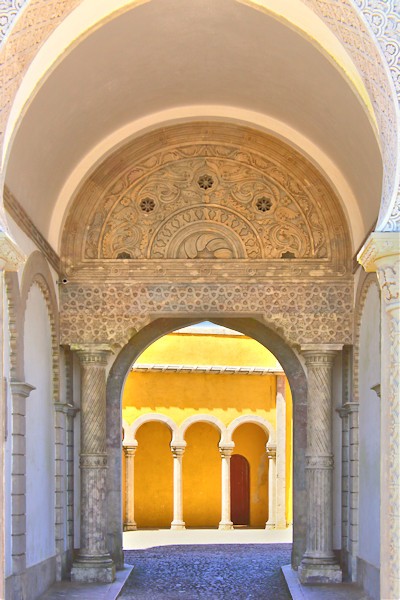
[230,454,250,526]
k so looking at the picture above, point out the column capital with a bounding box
[54,402,80,416]
[170,443,186,457]
[71,343,113,365]
[10,381,35,398]
[358,232,400,312]
[370,384,381,399]
[0,230,26,271]
[301,344,342,365]
[336,402,359,418]
[219,444,234,457]
[123,443,138,457]
[266,444,277,459]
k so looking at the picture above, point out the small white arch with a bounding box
[124,413,179,445]
[180,414,228,445]
[227,415,276,446]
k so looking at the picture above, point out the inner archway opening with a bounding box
[120,320,293,538]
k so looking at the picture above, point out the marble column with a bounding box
[265,444,277,529]
[276,374,287,529]
[298,344,342,584]
[170,443,186,530]
[71,344,115,583]
[359,232,400,600]
[218,445,234,530]
[123,444,137,531]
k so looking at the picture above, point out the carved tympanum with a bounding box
[62,123,350,272]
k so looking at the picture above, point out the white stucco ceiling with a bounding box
[4,0,382,251]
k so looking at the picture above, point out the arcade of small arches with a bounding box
[121,413,284,532]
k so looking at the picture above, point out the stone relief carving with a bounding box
[0,0,27,43]
[60,280,353,347]
[62,123,349,277]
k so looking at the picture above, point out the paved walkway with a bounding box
[122,543,292,599]
[38,530,371,600]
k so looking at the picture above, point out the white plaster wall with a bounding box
[358,284,380,568]
[332,355,342,550]
[24,283,55,567]
[4,286,12,577]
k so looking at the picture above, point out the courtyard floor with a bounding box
[121,542,292,600]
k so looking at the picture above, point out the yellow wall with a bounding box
[183,423,221,527]
[134,422,173,528]
[122,331,293,528]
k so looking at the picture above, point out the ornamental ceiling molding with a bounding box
[61,122,350,279]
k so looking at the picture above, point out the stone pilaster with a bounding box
[276,374,287,529]
[10,382,34,577]
[0,231,25,600]
[265,444,277,529]
[218,445,234,530]
[358,232,400,600]
[170,443,186,530]
[70,345,115,584]
[298,345,342,584]
[123,444,137,531]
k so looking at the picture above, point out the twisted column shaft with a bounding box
[71,345,115,584]
[299,345,342,584]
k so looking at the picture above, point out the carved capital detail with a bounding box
[71,343,113,365]
[10,381,35,398]
[171,445,186,458]
[358,232,400,312]
[0,230,25,271]
[219,445,234,458]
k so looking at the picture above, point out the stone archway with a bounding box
[106,316,307,569]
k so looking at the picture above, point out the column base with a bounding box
[298,559,342,584]
[170,521,186,530]
[218,521,234,530]
[265,521,276,530]
[124,522,137,531]
[71,555,116,583]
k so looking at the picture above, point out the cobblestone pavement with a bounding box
[121,543,292,599]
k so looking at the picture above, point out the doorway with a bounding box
[231,454,250,526]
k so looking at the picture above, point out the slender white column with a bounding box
[170,443,186,530]
[298,344,342,584]
[276,374,287,529]
[265,444,277,529]
[124,444,137,531]
[359,232,400,600]
[218,445,234,530]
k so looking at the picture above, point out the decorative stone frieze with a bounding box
[70,344,115,584]
[60,281,353,348]
[358,231,400,599]
[298,345,342,584]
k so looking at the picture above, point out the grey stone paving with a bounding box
[121,543,292,599]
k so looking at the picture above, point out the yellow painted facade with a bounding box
[122,329,293,528]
